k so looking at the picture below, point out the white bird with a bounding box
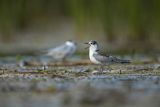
[46,40,76,61]
[85,40,130,72]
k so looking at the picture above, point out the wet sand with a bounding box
[0,56,160,107]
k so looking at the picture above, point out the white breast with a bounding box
[89,50,101,64]
[89,55,101,64]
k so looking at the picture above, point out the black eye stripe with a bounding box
[90,40,97,45]
[92,41,96,44]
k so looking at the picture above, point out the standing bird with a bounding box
[46,40,76,61]
[85,40,130,72]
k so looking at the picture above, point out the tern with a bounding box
[85,40,130,72]
[46,40,76,61]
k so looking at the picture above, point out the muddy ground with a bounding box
[0,55,160,107]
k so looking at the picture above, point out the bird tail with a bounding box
[119,59,131,63]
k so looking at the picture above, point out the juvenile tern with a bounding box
[85,40,130,72]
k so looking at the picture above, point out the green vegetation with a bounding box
[0,0,159,51]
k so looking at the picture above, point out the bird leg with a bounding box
[107,65,112,72]
[62,57,67,63]
[108,65,112,71]
[99,65,104,72]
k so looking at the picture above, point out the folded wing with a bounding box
[93,54,130,64]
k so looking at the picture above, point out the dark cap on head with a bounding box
[89,40,97,45]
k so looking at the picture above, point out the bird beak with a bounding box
[84,42,89,44]
[84,42,89,49]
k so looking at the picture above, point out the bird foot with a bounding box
[92,70,99,73]
[103,70,111,73]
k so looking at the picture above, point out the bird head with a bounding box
[66,40,77,47]
[85,40,99,51]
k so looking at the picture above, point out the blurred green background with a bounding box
[0,0,159,54]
